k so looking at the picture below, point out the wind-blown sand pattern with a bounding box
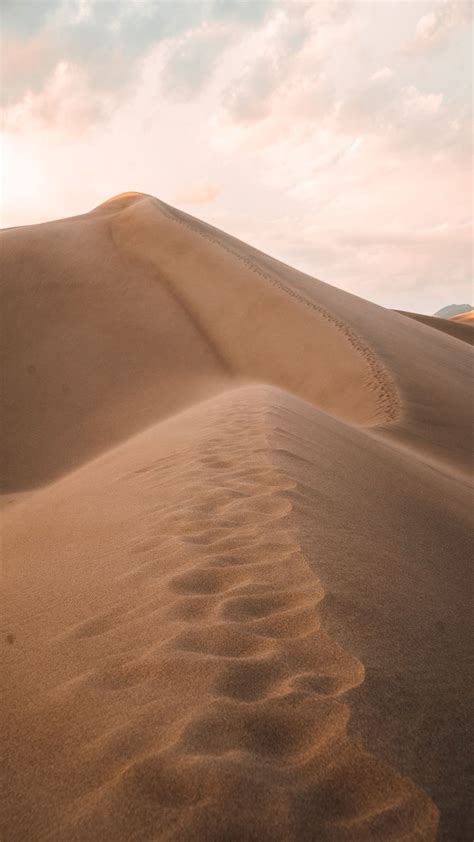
[1,194,472,841]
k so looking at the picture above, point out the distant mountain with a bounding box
[434,304,472,318]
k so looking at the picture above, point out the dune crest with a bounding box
[108,195,400,428]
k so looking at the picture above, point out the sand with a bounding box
[450,309,474,324]
[1,193,472,841]
[395,311,474,346]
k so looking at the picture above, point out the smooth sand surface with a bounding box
[395,311,474,346]
[1,193,472,841]
[450,309,474,324]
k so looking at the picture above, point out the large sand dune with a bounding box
[1,193,472,841]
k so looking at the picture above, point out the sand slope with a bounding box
[450,309,474,324]
[1,193,473,841]
[395,311,474,346]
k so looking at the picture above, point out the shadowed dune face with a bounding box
[0,213,229,491]
[267,388,473,840]
[396,310,474,346]
[3,192,472,489]
[1,192,402,491]
[108,196,400,429]
[2,194,472,841]
[98,195,474,478]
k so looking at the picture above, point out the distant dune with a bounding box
[450,309,474,324]
[396,310,474,346]
[2,193,472,841]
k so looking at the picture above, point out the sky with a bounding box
[1,0,472,313]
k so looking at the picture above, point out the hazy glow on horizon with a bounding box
[1,0,472,313]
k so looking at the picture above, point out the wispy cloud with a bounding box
[2,60,108,133]
[173,182,221,204]
[402,0,472,54]
[162,23,238,102]
[370,67,394,82]
[1,0,273,115]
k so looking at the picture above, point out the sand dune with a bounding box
[396,310,474,346]
[450,309,474,324]
[1,193,473,841]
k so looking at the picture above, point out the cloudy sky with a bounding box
[1,0,472,312]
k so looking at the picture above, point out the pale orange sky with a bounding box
[1,0,472,313]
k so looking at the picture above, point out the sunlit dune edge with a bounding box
[450,309,474,324]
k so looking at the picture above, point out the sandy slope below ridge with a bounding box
[0,191,397,493]
[107,194,472,477]
[267,387,473,840]
[2,384,450,842]
[0,211,230,492]
[395,311,474,346]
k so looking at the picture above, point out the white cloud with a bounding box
[1,61,107,134]
[173,182,221,204]
[370,66,394,82]
[161,23,234,101]
[403,0,473,53]
[65,0,94,26]
[221,2,350,125]
[399,84,443,116]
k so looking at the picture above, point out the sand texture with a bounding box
[1,193,473,841]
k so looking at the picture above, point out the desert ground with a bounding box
[1,192,472,841]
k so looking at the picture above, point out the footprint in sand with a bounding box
[168,565,245,596]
